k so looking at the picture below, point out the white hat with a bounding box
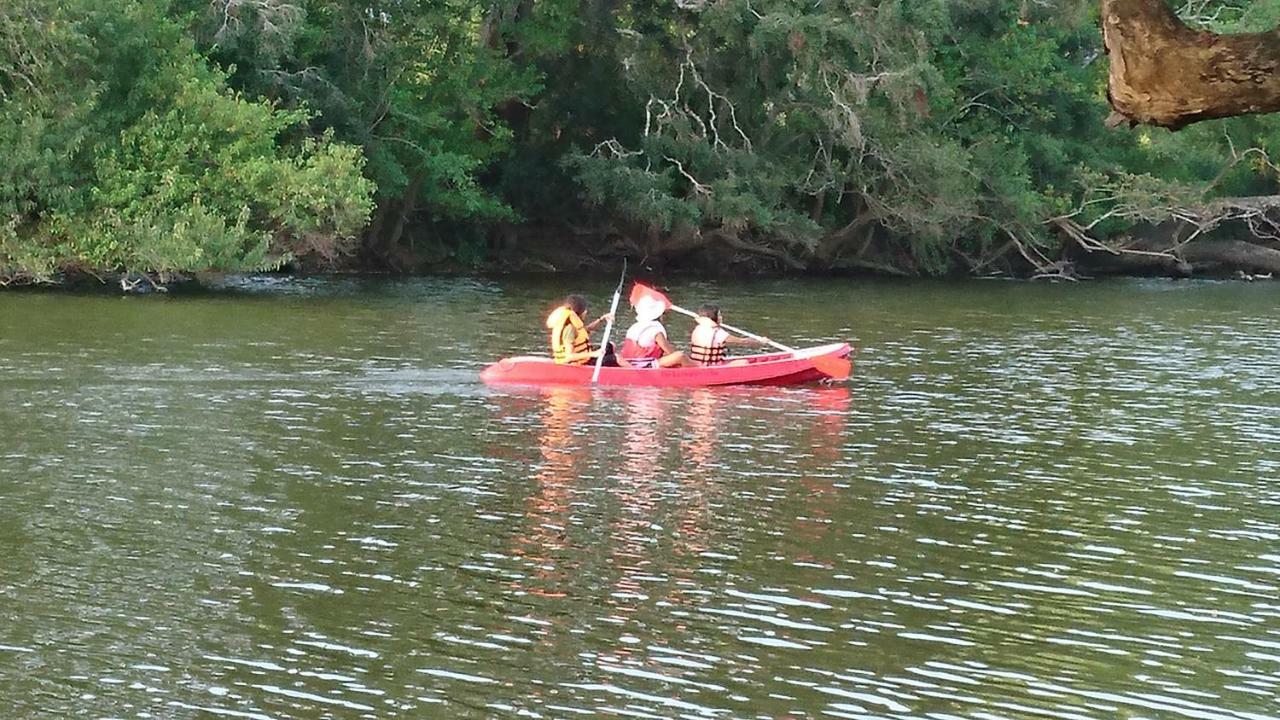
[634,296,666,322]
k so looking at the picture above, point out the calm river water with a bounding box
[1,276,1278,719]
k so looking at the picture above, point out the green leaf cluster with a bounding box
[549,0,1280,273]
[0,0,373,283]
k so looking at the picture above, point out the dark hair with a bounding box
[565,294,588,316]
[697,303,721,322]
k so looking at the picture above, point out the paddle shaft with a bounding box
[669,304,795,353]
[591,261,627,383]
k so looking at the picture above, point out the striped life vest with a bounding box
[546,306,592,364]
[689,316,728,365]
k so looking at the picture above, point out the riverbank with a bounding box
[6,220,1280,293]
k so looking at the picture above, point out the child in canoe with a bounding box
[619,293,686,368]
[689,303,768,366]
[546,294,616,365]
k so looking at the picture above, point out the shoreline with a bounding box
[4,264,1275,296]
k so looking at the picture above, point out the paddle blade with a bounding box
[629,282,671,310]
[813,354,852,381]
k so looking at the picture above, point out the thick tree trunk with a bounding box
[705,229,807,270]
[362,173,424,270]
[385,191,416,253]
[1102,0,1280,129]
[1181,239,1280,274]
[814,214,875,264]
[1070,220,1280,277]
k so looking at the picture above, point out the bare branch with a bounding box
[590,139,642,160]
[1005,227,1078,280]
[663,155,712,197]
[207,0,303,48]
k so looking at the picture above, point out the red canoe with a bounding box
[480,342,852,387]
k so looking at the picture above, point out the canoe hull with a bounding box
[480,342,851,387]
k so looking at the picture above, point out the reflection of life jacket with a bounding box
[546,306,591,364]
[689,316,728,365]
[619,319,666,362]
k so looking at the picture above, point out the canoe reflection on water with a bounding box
[500,384,852,607]
[510,385,592,600]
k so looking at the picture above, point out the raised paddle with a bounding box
[591,259,626,383]
[667,304,790,351]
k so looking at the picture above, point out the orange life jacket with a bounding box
[689,316,727,365]
[546,306,592,364]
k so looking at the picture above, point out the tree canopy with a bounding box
[0,0,375,285]
[4,0,1280,284]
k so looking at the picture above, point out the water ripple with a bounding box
[2,278,1277,718]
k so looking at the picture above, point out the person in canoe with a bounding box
[619,287,686,368]
[689,303,769,366]
[546,294,615,365]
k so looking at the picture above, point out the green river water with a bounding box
[1,276,1277,719]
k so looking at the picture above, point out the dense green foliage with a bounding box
[3,0,1280,282]
[555,0,1280,274]
[0,0,373,283]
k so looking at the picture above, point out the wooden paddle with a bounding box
[668,303,852,380]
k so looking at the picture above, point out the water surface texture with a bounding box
[1,277,1278,719]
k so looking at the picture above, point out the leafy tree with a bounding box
[558,1,1113,273]
[0,0,373,284]
[186,0,552,268]
[555,0,1280,276]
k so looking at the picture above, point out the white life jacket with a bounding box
[620,319,666,361]
[689,317,729,365]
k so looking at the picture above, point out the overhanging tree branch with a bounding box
[1103,0,1280,129]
